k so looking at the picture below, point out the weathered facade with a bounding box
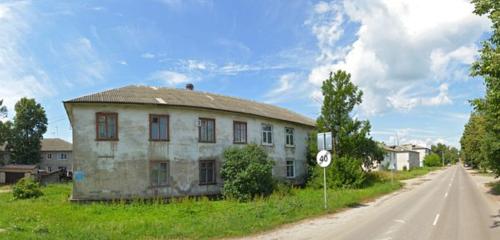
[64,85,315,200]
[379,145,420,171]
[400,144,430,167]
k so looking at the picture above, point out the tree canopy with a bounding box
[8,98,48,164]
[462,0,500,176]
[315,70,384,169]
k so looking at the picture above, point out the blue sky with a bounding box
[0,0,491,147]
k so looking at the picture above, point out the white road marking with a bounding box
[444,192,448,198]
[394,219,406,224]
[433,214,440,226]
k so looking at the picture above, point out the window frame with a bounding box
[286,160,295,178]
[95,112,119,141]
[149,160,170,187]
[47,153,52,159]
[59,153,67,160]
[285,127,295,147]
[199,160,216,185]
[198,118,216,143]
[149,114,170,141]
[233,121,247,144]
[261,123,273,145]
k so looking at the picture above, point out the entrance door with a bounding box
[5,172,25,184]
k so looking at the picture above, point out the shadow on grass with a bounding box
[486,181,500,196]
[346,202,368,208]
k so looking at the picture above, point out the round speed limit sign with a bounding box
[316,150,332,168]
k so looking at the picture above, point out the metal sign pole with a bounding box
[323,167,327,209]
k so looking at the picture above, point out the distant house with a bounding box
[0,164,38,184]
[39,138,73,175]
[400,144,431,167]
[0,138,72,175]
[379,145,420,171]
[64,85,315,201]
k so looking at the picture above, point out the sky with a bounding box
[0,0,492,148]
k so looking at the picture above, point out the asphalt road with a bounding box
[240,165,500,240]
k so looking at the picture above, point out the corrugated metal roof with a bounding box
[0,139,72,152]
[65,85,316,127]
[41,138,72,152]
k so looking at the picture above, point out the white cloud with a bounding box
[150,70,190,86]
[141,52,155,59]
[263,73,313,104]
[118,60,127,65]
[63,37,107,85]
[306,0,491,115]
[0,2,54,114]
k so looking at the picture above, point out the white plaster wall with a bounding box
[69,103,313,200]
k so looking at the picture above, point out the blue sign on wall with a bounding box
[74,171,85,182]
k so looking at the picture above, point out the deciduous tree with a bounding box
[8,98,48,164]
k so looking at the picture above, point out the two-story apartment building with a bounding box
[379,145,420,171]
[39,138,73,174]
[400,144,431,167]
[64,85,315,200]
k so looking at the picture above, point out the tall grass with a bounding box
[0,181,404,240]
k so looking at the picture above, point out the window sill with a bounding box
[233,142,247,144]
[149,184,170,189]
[286,176,295,179]
[285,145,295,148]
[96,138,119,141]
[199,141,216,144]
[199,183,217,186]
[149,139,170,142]
[262,143,274,147]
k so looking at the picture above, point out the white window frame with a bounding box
[261,124,273,145]
[59,153,67,160]
[47,153,52,159]
[286,160,295,178]
[285,127,295,147]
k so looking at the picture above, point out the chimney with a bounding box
[186,83,194,90]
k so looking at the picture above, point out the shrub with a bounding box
[220,144,274,201]
[12,177,43,199]
[424,153,442,167]
[309,156,366,189]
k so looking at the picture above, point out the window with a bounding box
[286,160,295,178]
[47,153,52,159]
[199,118,216,143]
[199,160,216,185]
[233,121,247,144]
[60,153,67,160]
[96,113,118,140]
[150,114,169,141]
[262,124,273,145]
[150,161,169,187]
[285,127,294,146]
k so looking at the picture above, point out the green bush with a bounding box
[309,156,366,189]
[220,144,275,201]
[12,177,43,199]
[424,153,442,167]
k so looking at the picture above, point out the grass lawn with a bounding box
[0,167,438,240]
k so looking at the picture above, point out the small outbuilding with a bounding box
[0,164,38,184]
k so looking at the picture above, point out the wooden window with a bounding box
[286,160,295,178]
[262,124,273,145]
[150,114,169,141]
[96,112,118,140]
[150,161,169,187]
[233,121,247,144]
[285,127,294,146]
[199,160,216,185]
[199,118,216,143]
